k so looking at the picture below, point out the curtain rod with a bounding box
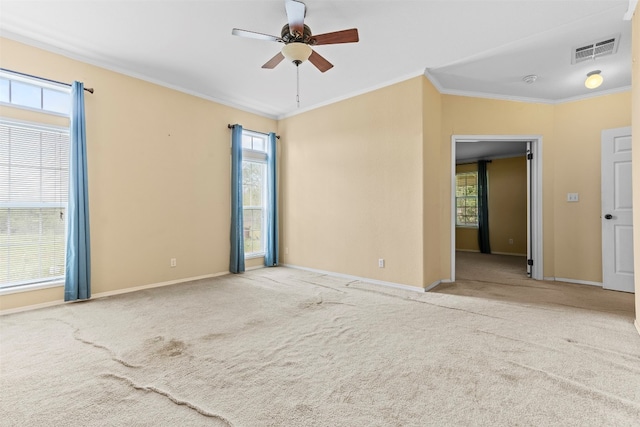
[228,123,280,139]
[456,160,493,166]
[0,68,94,94]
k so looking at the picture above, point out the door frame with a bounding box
[450,135,544,281]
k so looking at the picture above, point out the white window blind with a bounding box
[0,120,69,288]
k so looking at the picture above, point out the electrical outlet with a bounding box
[508,238,514,245]
[285,247,289,255]
[567,193,579,202]
[378,258,385,268]
[170,258,177,268]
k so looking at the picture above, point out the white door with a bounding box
[601,127,634,293]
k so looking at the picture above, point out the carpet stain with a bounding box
[157,339,187,357]
[299,297,324,310]
[499,373,521,383]
[144,336,189,358]
[202,332,229,341]
[294,403,314,416]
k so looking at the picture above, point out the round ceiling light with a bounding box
[585,70,603,89]
[282,43,312,64]
[522,74,538,84]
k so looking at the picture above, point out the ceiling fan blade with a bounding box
[285,0,305,37]
[308,50,333,73]
[262,52,286,69]
[232,28,283,43]
[312,28,359,45]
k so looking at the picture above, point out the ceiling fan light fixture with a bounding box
[585,70,603,89]
[282,42,312,64]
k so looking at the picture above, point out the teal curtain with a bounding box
[64,81,91,301]
[264,132,278,267]
[229,124,245,273]
[477,160,491,254]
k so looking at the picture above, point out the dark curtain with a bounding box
[477,160,491,254]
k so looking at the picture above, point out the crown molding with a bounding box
[1,29,632,122]
[424,69,631,106]
[0,31,279,120]
[624,0,638,20]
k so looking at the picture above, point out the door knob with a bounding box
[604,214,613,220]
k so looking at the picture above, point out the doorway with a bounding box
[450,135,543,281]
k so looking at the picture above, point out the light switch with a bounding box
[567,193,579,202]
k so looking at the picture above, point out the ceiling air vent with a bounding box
[571,35,619,64]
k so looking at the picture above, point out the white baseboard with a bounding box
[92,272,229,299]
[548,277,603,287]
[0,299,67,316]
[456,249,526,256]
[283,264,426,293]
[491,251,527,257]
[1,272,229,315]
[425,279,452,292]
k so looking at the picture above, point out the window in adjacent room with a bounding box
[456,171,479,227]
[242,131,267,257]
[0,120,70,289]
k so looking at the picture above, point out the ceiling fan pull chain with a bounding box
[296,63,300,108]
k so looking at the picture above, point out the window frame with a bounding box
[0,71,71,295]
[455,171,479,228]
[0,70,71,117]
[0,118,71,292]
[241,130,268,259]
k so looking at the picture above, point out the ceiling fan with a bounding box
[231,0,359,73]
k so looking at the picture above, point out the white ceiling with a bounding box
[0,1,635,119]
[456,141,527,163]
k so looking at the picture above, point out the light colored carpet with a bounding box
[1,262,639,426]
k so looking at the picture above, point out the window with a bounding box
[242,132,267,257]
[456,171,478,227]
[0,120,70,288]
[0,72,70,115]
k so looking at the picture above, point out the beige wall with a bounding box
[489,157,527,255]
[0,37,276,311]
[632,11,640,332]
[422,76,446,286]
[442,93,631,283]
[455,157,527,255]
[278,78,631,289]
[1,29,636,310]
[553,92,631,282]
[278,77,426,288]
[442,95,556,276]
